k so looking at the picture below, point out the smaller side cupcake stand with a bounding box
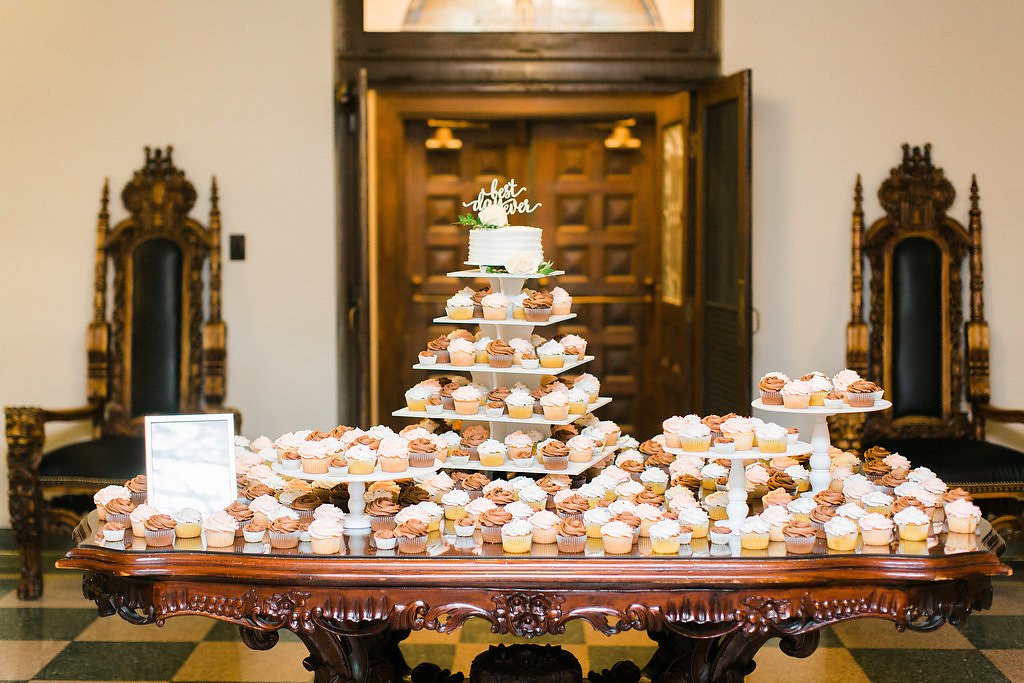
[667,442,811,534]
[751,399,893,494]
[271,463,441,533]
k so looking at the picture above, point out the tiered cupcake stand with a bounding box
[392,269,613,476]
[270,463,441,533]
[752,398,893,493]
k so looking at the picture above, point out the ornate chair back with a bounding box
[89,146,228,435]
[840,144,989,447]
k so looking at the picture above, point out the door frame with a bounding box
[356,92,681,424]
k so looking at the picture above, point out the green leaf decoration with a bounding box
[453,214,500,229]
[482,260,557,276]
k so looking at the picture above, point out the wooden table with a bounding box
[57,512,1010,683]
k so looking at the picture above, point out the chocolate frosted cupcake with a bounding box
[365,498,400,531]
[487,339,514,368]
[407,438,438,468]
[782,520,817,553]
[807,505,836,538]
[523,290,554,322]
[539,441,570,470]
[427,335,450,364]
[224,501,254,537]
[124,475,147,506]
[143,513,177,547]
[556,517,587,552]
[394,520,429,553]
[289,493,321,521]
[268,516,300,549]
[759,372,788,405]
[477,507,513,544]
[555,493,589,520]
[847,379,882,407]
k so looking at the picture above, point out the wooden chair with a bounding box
[5,147,236,599]
[833,144,1024,539]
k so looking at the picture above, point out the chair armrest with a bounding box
[5,404,102,472]
[974,403,1024,425]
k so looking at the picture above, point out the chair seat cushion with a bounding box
[867,437,1024,486]
[39,436,145,487]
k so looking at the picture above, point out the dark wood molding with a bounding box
[336,0,721,92]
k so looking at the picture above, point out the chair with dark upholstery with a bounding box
[5,147,236,599]
[832,144,1024,539]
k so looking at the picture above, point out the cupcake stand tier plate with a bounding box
[270,462,441,533]
[666,442,812,534]
[391,397,611,426]
[751,399,893,494]
[413,355,594,374]
[394,268,613,472]
[442,451,612,476]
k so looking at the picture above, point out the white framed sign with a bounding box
[145,413,237,517]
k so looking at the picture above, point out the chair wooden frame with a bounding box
[5,146,234,599]
[832,144,1023,532]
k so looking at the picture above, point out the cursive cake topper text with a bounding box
[463,178,541,216]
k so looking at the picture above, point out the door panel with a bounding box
[695,70,752,415]
[379,121,529,419]
[381,115,657,434]
[532,120,656,434]
[651,92,692,427]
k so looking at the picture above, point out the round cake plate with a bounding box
[665,442,811,533]
[448,269,565,279]
[752,399,893,494]
[271,462,441,533]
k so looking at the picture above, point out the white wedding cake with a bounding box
[466,226,544,268]
[461,179,546,271]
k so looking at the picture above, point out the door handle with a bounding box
[410,275,424,290]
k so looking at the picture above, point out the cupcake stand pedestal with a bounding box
[751,399,892,494]
[270,463,441,535]
[667,442,811,534]
[392,269,613,473]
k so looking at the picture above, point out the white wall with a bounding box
[723,0,1024,449]
[0,0,337,526]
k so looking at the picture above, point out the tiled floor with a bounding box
[0,531,1019,682]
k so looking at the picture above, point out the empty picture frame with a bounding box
[145,413,237,517]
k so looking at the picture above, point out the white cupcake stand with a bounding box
[271,462,441,533]
[752,399,893,494]
[667,442,811,534]
[392,269,614,474]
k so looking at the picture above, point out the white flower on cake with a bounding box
[478,203,509,227]
[505,254,541,275]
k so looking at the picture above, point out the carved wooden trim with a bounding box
[4,407,45,598]
[81,573,998,641]
[76,570,1000,682]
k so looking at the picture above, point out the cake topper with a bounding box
[455,178,541,229]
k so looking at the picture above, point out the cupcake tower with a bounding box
[391,181,613,476]
[392,268,613,476]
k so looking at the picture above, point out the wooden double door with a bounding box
[368,80,751,435]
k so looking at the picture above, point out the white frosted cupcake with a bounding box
[307,518,344,554]
[501,519,534,553]
[648,519,682,554]
[944,498,982,534]
[445,291,474,320]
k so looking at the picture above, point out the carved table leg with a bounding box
[643,628,821,683]
[293,627,409,683]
